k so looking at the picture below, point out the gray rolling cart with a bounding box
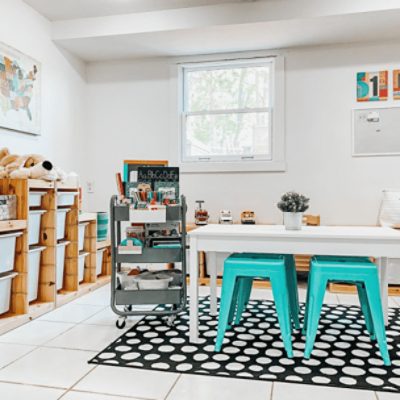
[110,195,187,329]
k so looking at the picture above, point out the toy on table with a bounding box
[195,200,209,225]
[241,210,256,225]
[219,210,233,224]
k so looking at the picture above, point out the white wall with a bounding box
[0,0,86,173]
[84,41,400,225]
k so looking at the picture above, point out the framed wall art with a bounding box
[357,71,388,102]
[0,42,41,135]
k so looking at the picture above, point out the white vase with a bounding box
[283,212,303,230]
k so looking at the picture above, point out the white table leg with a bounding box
[209,252,218,316]
[378,257,389,326]
[189,236,200,343]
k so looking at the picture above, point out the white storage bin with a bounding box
[28,210,46,246]
[56,208,70,241]
[0,232,23,274]
[28,246,46,302]
[78,223,89,252]
[0,272,17,314]
[57,192,78,207]
[96,249,105,276]
[28,191,46,208]
[56,241,70,290]
[78,252,89,282]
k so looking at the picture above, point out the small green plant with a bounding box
[277,191,310,213]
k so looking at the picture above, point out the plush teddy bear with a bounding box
[0,148,10,178]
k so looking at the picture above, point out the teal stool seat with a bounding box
[214,253,300,358]
[303,255,391,366]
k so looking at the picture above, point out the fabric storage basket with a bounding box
[28,246,46,302]
[57,192,78,207]
[96,249,105,276]
[28,210,46,246]
[97,212,108,242]
[56,241,69,290]
[0,195,17,221]
[0,272,17,314]
[0,232,23,274]
[28,191,46,208]
[78,252,89,282]
[56,208,70,241]
[78,223,89,252]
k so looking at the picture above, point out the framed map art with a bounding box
[0,42,41,135]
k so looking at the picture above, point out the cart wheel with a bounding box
[167,315,176,327]
[124,305,133,312]
[116,318,126,329]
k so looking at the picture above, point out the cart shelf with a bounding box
[115,287,183,305]
[116,247,182,263]
[113,204,181,222]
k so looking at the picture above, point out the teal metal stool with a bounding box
[303,255,391,366]
[214,253,300,358]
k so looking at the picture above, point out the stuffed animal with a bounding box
[0,150,69,182]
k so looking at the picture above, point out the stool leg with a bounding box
[285,255,301,330]
[215,271,237,352]
[227,278,241,329]
[234,277,253,326]
[270,273,294,358]
[356,283,375,340]
[304,274,327,359]
[302,271,313,336]
[364,276,391,366]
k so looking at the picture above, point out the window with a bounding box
[178,56,284,172]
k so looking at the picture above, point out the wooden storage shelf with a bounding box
[0,178,111,335]
[0,220,27,233]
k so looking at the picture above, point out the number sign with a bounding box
[357,71,388,102]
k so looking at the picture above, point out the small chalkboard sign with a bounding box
[137,167,179,186]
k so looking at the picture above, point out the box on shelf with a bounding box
[97,212,108,242]
[0,195,17,221]
[28,210,46,246]
[28,191,46,208]
[57,192,78,207]
[0,272,18,314]
[78,222,89,252]
[28,246,46,302]
[96,249,105,276]
[78,252,89,282]
[0,232,23,274]
[56,241,69,290]
[56,208,70,241]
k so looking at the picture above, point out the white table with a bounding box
[188,224,400,343]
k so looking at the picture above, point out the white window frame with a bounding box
[170,53,286,173]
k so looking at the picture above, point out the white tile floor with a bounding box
[0,283,398,400]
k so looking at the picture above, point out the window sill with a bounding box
[179,160,286,173]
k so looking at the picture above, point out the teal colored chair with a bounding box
[214,253,300,358]
[303,255,391,366]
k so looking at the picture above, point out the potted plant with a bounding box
[277,191,310,230]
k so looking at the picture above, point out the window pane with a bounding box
[185,112,270,158]
[186,65,270,112]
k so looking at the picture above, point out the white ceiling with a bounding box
[23,0,250,21]
[22,0,400,62]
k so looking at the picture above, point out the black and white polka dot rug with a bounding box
[89,297,400,393]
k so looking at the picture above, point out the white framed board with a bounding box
[353,106,400,157]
